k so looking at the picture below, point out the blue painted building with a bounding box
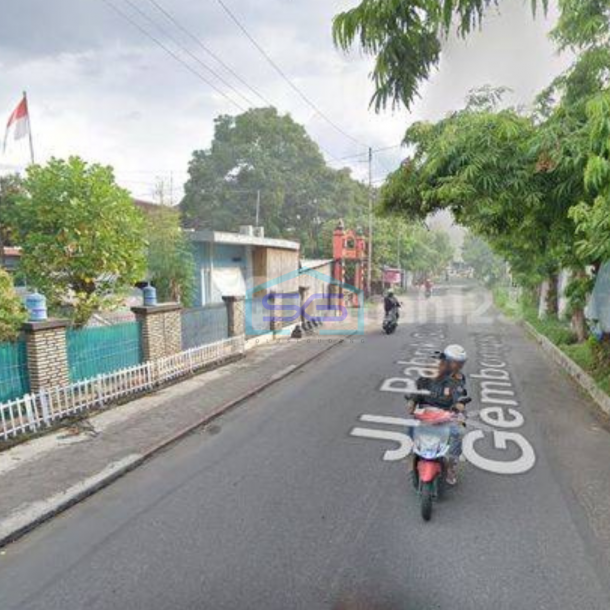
[188,227,300,306]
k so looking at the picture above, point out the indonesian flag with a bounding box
[3,95,30,153]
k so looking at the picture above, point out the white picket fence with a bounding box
[0,335,245,442]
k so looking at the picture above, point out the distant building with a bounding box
[133,198,162,216]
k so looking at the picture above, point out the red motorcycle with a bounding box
[410,398,471,521]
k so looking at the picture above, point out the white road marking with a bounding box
[349,427,413,461]
[359,414,419,427]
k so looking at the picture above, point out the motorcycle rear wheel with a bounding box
[421,482,434,521]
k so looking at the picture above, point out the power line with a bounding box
[215,0,369,150]
[102,0,347,163]
[144,0,273,108]
[100,0,246,111]
[375,156,395,175]
[374,143,405,153]
[118,169,188,174]
[328,143,404,164]
[145,1,347,164]
[120,0,255,108]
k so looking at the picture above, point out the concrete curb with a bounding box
[521,320,610,418]
[0,334,353,549]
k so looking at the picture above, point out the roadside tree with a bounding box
[181,107,369,257]
[332,0,604,110]
[9,157,146,325]
[0,269,27,342]
[146,206,195,306]
[0,174,23,267]
[462,234,507,287]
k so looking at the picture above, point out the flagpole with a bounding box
[23,91,35,165]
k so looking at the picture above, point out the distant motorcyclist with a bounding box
[384,290,401,317]
[424,278,433,297]
[407,344,468,485]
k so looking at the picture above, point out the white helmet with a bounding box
[443,344,467,363]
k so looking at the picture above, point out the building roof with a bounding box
[188,229,299,251]
[133,198,160,214]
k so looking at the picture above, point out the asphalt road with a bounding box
[2,284,610,609]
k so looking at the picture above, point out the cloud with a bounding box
[0,0,571,199]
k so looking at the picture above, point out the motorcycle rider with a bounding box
[424,278,433,296]
[384,290,401,319]
[407,344,468,485]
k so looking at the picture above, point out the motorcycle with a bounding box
[409,396,471,521]
[382,308,399,334]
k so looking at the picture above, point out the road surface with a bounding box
[2,283,610,609]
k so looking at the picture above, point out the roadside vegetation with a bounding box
[146,206,195,307]
[0,109,453,335]
[494,285,610,397]
[0,158,196,329]
[0,269,27,342]
[180,106,453,280]
[336,0,610,378]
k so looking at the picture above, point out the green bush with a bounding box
[492,287,520,317]
[0,269,27,341]
[563,339,610,396]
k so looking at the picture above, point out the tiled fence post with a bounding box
[23,319,70,392]
[223,296,245,337]
[131,303,182,361]
[267,292,281,333]
[299,286,308,323]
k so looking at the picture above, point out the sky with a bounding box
[0,0,572,202]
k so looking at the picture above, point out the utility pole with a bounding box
[255,189,260,226]
[367,146,373,297]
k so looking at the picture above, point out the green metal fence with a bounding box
[67,322,143,382]
[244,297,270,335]
[0,338,30,403]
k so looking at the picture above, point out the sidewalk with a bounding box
[0,333,353,546]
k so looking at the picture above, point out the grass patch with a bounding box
[492,286,521,318]
[563,341,610,396]
[521,305,577,347]
[492,288,610,398]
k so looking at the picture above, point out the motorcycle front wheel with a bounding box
[411,460,419,490]
[421,482,434,521]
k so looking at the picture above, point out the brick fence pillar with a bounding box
[131,303,182,361]
[223,296,245,337]
[23,319,70,392]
